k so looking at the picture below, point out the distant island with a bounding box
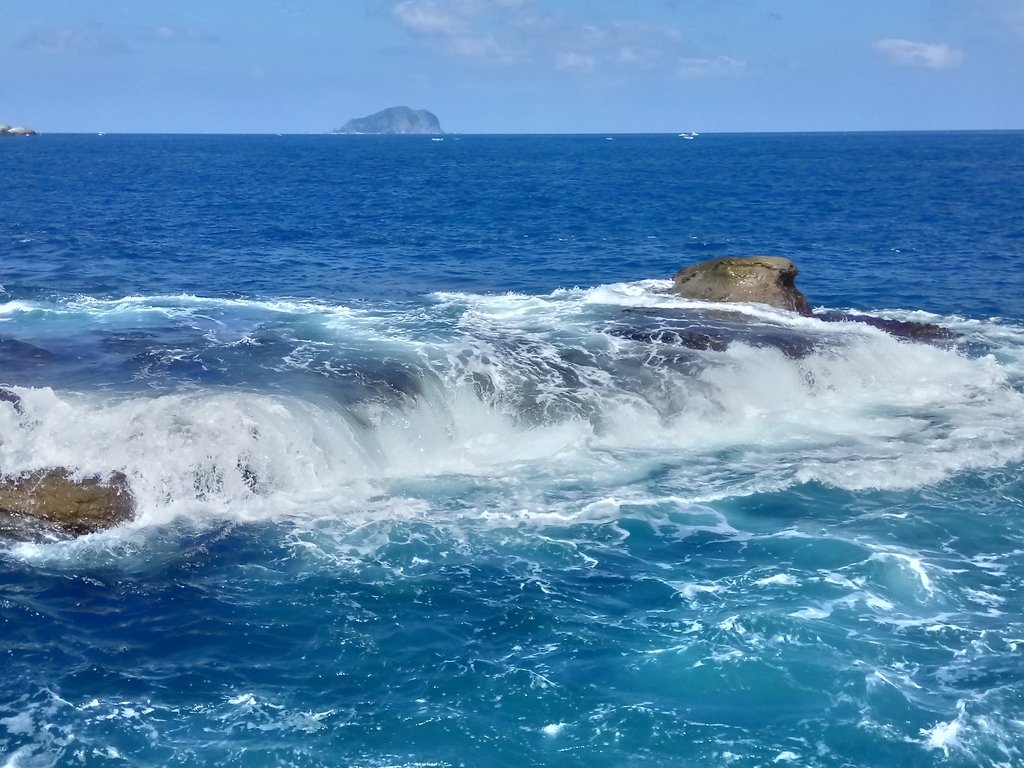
[332,107,443,135]
[0,124,36,137]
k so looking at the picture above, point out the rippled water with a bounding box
[1,132,1023,767]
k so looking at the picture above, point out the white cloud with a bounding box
[393,0,468,37]
[389,0,739,80]
[16,21,217,55]
[934,0,1024,43]
[392,0,513,60]
[677,55,746,80]
[448,32,507,58]
[17,24,129,55]
[555,51,596,73]
[873,38,964,69]
[151,25,217,44]
[1006,2,1024,39]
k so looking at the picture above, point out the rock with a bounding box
[0,469,135,539]
[333,107,443,135]
[0,124,37,137]
[817,312,954,341]
[672,256,812,315]
[0,338,56,368]
[0,387,24,413]
[611,306,823,359]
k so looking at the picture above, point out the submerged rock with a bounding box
[614,302,953,359]
[611,307,823,359]
[817,312,954,341]
[0,387,23,413]
[0,469,135,539]
[0,337,55,367]
[673,256,812,316]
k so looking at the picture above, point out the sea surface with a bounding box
[1,132,1023,767]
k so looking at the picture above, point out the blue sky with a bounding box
[2,0,1022,133]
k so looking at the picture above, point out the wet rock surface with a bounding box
[816,312,954,341]
[669,257,955,342]
[611,303,955,359]
[672,256,812,315]
[610,307,824,358]
[0,469,135,540]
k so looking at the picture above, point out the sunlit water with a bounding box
[2,132,1023,767]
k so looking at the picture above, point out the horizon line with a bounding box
[15,127,1024,137]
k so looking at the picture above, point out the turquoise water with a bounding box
[1,132,1023,767]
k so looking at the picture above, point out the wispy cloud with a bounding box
[393,0,513,60]
[982,0,1024,41]
[934,0,1024,43]
[1013,4,1024,39]
[16,21,218,56]
[555,50,596,73]
[677,55,746,80]
[393,0,468,36]
[150,25,219,44]
[873,38,964,69]
[16,24,130,56]
[389,0,740,79]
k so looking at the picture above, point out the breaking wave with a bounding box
[2,282,1022,529]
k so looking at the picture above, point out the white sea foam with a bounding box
[921,700,967,756]
[3,281,1024,537]
[755,573,797,587]
[0,300,42,316]
[871,551,935,594]
[541,722,567,737]
[789,606,833,620]
[676,583,722,600]
[65,293,357,319]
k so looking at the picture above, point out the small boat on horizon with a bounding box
[678,132,699,140]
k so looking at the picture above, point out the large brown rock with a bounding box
[0,469,135,538]
[672,256,812,315]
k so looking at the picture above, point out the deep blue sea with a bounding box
[2,132,1024,767]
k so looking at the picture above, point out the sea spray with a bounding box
[3,133,1024,768]
[2,284,1023,532]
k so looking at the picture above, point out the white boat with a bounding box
[678,132,699,140]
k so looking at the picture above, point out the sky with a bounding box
[1,0,1023,133]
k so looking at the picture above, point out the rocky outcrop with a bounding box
[817,312,953,341]
[0,124,37,137]
[0,388,136,539]
[668,256,954,343]
[0,387,23,413]
[0,469,135,539]
[333,107,443,135]
[611,306,822,359]
[673,257,812,315]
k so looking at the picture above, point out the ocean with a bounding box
[1,131,1023,767]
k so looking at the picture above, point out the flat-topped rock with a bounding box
[0,469,135,539]
[668,256,954,342]
[672,256,812,315]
